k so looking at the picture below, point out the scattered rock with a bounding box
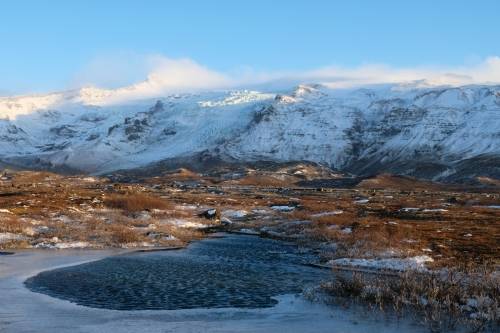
[198,208,219,220]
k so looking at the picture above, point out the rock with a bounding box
[198,208,219,220]
[221,217,233,225]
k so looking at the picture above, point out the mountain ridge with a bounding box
[0,83,499,182]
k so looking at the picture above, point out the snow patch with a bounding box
[238,228,260,235]
[160,219,207,229]
[328,255,434,272]
[311,210,343,217]
[222,209,249,218]
[354,199,369,204]
[271,205,295,212]
[0,232,26,243]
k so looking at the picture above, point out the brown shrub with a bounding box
[151,209,191,219]
[0,216,24,233]
[320,266,500,333]
[107,225,143,244]
[104,193,170,212]
[289,210,313,220]
[313,213,355,227]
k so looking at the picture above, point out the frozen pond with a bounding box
[25,234,328,310]
[0,235,429,332]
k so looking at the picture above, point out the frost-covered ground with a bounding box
[0,250,429,333]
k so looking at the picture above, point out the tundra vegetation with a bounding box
[0,167,498,332]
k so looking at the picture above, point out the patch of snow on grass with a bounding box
[34,241,91,249]
[82,177,98,182]
[354,199,369,204]
[222,209,249,218]
[328,255,434,272]
[400,207,420,212]
[238,228,260,235]
[341,227,352,234]
[175,204,198,210]
[122,241,155,248]
[311,210,343,217]
[160,219,206,229]
[53,241,90,249]
[271,205,295,212]
[0,232,25,243]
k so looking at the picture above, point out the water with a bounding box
[25,234,329,310]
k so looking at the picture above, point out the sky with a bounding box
[1,0,500,95]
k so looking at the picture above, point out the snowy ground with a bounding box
[0,250,429,333]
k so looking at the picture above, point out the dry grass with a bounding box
[107,224,144,244]
[0,216,24,233]
[319,265,500,333]
[0,170,498,266]
[236,175,291,187]
[0,171,210,249]
[104,193,170,212]
[357,173,444,191]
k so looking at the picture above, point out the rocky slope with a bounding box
[0,83,499,182]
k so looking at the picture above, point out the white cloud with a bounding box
[136,55,500,89]
[68,54,500,104]
[135,56,233,93]
[74,55,236,104]
[302,57,500,88]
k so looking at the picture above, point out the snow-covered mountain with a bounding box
[0,83,499,182]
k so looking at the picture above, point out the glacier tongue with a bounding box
[0,83,498,181]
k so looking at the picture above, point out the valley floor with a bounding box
[0,169,498,332]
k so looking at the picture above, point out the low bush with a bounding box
[107,224,143,244]
[320,265,499,332]
[0,216,24,233]
[104,193,170,213]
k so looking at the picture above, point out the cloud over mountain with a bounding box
[65,54,500,104]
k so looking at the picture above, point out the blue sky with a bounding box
[1,0,500,94]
